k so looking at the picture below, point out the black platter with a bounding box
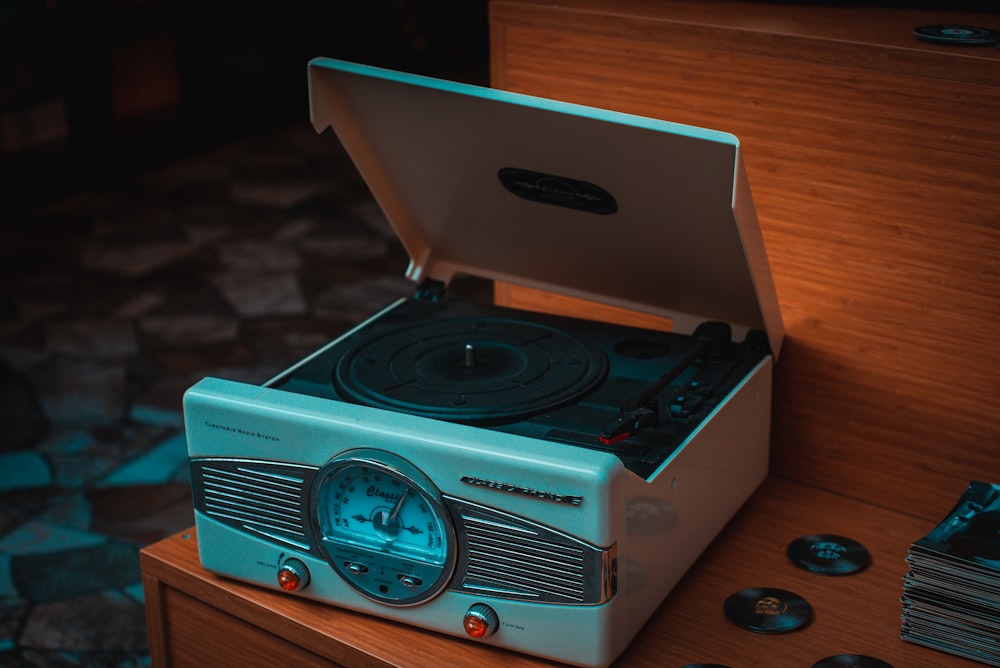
[273,294,769,479]
[334,317,608,424]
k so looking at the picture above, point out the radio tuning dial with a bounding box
[312,449,457,606]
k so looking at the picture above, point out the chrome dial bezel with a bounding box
[311,448,457,606]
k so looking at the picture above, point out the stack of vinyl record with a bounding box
[901,480,1000,666]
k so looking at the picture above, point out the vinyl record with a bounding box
[913,24,1000,46]
[812,655,894,668]
[723,587,812,634]
[787,534,871,575]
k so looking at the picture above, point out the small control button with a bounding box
[397,574,423,588]
[345,562,369,575]
[277,558,310,592]
[463,603,499,639]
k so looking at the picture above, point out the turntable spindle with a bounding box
[464,343,476,368]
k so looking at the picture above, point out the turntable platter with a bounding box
[333,317,608,424]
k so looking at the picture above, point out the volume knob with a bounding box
[463,603,499,638]
[277,558,310,592]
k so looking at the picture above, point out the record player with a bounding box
[184,57,784,667]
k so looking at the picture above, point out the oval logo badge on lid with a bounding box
[498,167,617,214]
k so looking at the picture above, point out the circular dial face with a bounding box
[312,449,456,605]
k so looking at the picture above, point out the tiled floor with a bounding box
[0,119,426,665]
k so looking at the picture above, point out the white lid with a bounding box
[308,58,783,357]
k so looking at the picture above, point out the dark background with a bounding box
[2,0,991,210]
[0,0,490,210]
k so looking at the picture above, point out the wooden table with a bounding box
[142,2,1000,666]
[142,476,973,667]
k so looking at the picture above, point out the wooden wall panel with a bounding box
[490,1,1000,522]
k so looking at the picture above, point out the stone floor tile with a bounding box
[0,360,48,453]
[0,453,52,492]
[35,493,91,533]
[44,319,137,359]
[32,359,126,426]
[42,425,172,490]
[127,406,183,430]
[11,543,140,604]
[0,347,47,375]
[138,315,240,347]
[0,521,105,557]
[136,150,234,192]
[128,375,198,416]
[79,240,198,278]
[35,429,90,458]
[299,234,390,262]
[87,484,191,525]
[89,484,193,546]
[121,583,145,606]
[0,597,28,650]
[0,301,66,342]
[0,557,16,599]
[230,180,324,209]
[217,239,302,271]
[273,216,316,241]
[169,465,192,485]
[211,271,307,317]
[0,489,69,537]
[96,433,188,488]
[147,342,259,376]
[18,590,147,652]
[112,292,165,319]
[230,139,309,173]
[180,223,231,247]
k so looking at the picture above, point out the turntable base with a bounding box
[140,478,967,667]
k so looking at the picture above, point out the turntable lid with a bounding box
[308,58,783,357]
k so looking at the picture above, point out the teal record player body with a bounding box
[186,57,783,667]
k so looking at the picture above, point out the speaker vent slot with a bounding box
[447,497,615,605]
[192,459,318,552]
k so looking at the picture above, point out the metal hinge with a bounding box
[415,278,446,302]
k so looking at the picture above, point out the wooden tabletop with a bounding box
[141,475,982,667]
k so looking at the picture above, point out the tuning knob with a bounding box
[277,558,310,592]
[463,603,499,638]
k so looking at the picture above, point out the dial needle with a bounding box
[386,488,409,529]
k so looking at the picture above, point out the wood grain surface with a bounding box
[142,477,984,666]
[491,0,1000,523]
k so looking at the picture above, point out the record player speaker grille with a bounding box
[194,461,317,552]
[449,499,615,605]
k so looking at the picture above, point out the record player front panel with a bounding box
[185,295,774,667]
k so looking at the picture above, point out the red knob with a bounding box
[463,603,499,638]
[277,558,310,591]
